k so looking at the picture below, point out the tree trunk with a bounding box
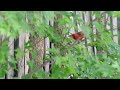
[7,37,14,79]
[44,37,50,73]
[112,17,118,44]
[24,32,30,74]
[85,11,97,55]
[117,17,120,44]
[18,34,25,79]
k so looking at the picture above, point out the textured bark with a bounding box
[28,13,45,76]
[25,33,45,78]
[54,14,63,35]
[30,34,45,71]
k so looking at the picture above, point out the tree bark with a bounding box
[44,37,50,73]
[24,32,30,74]
[18,34,25,79]
[112,17,118,44]
[6,37,14,79]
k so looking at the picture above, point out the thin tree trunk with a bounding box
[24,13,30,74]
[112,17,118,44]
[117,18,120,45]
[18,34,25,79]
[6,37,14,79]
[24,32,30,74]
[85,11,97,55]
[44,37,50,73]
[102,11,107,28]
[106,14,111,31]
[110,16,113,34]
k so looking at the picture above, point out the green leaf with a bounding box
[0,69,5,77]
[112,61,120,72]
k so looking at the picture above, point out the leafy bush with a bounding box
[0,11,120,79]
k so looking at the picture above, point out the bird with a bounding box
[69,31,85,41]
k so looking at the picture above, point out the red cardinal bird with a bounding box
[69,31,85,41]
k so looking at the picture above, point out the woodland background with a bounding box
[0,11,120,79]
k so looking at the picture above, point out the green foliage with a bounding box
[1,11,120,79]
